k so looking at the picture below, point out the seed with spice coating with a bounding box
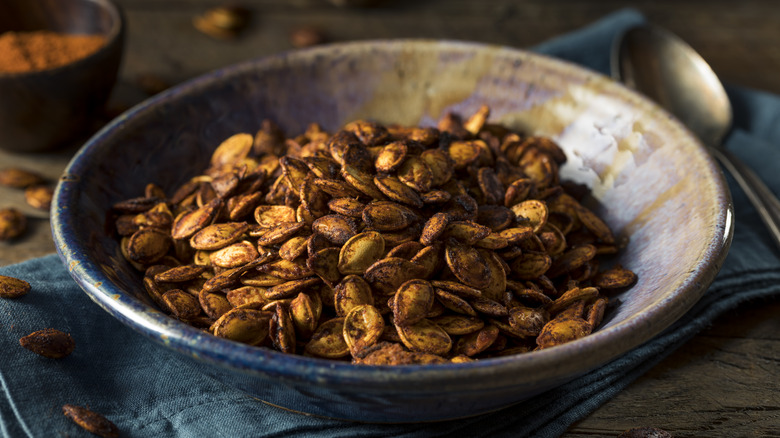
[62,404,120,438]
[19,328,75,358]
[0,275,31,299]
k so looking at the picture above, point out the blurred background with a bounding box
[114,0,780,107]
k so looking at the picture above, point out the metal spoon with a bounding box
[612,24,780,249]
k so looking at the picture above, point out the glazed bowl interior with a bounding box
[51,40,732,422]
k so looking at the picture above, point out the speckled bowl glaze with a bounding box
[51,40,733,423]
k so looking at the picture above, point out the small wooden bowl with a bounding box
[0,0,124,153]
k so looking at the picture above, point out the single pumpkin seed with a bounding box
[431,314,484,335]
[62,404,119,438]
[226,285,267,309]
[374,141,408,173]
[304,317,349,358]
[171,197,223,240]
[327,197,366,217]
[536,316,592,349]
[290,292,320,338]
[592,264,637,289]
[19,328,75,359]
[395,318,452,356]
[393,279,434,326]
[190,222,249,251]
[444,239,490,289]
[269,304,296,353]
[312,214,358,245]
[362,201,419,232]
[254,205,297,228]
[126,228,172,265]
[212,308,272,346]
[338,231,385,275]
[453,324,499,357]
[0,275,31,299]
[162,289,202,319]
[334,275,375,316]
[397,156,433,192]
[344,304,385,355]
[265,277,321,300]
[0,167,45,188]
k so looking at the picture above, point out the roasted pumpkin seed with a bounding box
[312,214,357,245]
[269,304,296,353]
[19,328,75,359]
[62,404,119,438]
[0,207,27,240]
[508,306,549,336]
[126,228,172,265]
[364,257,426,295]
[0,167,45,188]
[327,197,366,217]
[334,275,375,316]
[431,314,484,335]
[212,308,272,345]
[363,201,419,232]
[305,317,349,358]
[254,205,297,228]
[171,198,223,240]
[420,212,449,246]
[536,316,592,349]
[344,304,385,355]
[454,324,499,356]
[396,318,452,356]
[0,274,30,299]
[226,285,267,309]
[24,185,54,210]
[374,175,424,208]
[434,288,477,316]
[199,289,233,319]
[306,247,342,285]
[162,289,202,319]
[444,221,491,245]
[375,141,408,173]
[592,264,637,289]
[397,156,433,192]
[444,240,490,289]
[393,279,434,326]
[338,231,385,275]
[290,292,320,338]
[353,341,447,365]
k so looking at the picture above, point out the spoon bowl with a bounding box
[613,26,732,146]
[613,24,780,250]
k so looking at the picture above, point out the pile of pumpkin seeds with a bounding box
[112,105,637,365]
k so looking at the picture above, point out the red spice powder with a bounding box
[0,30,106,74]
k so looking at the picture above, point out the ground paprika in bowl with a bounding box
[0,0,124,153]
[0,30,106,74]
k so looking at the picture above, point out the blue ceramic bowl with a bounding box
[51,40,733,422]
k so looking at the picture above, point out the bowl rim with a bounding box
[51,38,734,391]
[0,0,125,78]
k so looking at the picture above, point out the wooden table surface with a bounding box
[2,1,779,436]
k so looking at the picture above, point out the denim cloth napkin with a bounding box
[3,8,780,438]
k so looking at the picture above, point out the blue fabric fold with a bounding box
[3,8,780,437]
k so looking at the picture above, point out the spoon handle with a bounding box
[709,146,780,249]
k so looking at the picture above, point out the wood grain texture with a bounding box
[567,299,780,437]
[2,0,779,435]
